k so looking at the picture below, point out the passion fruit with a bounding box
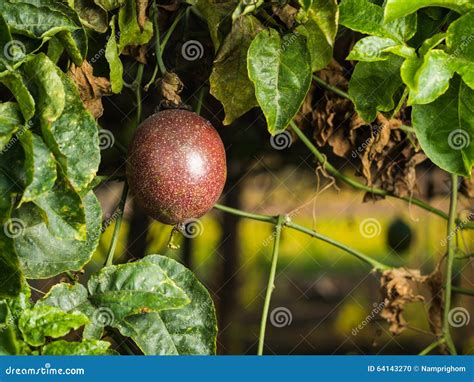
[126,109,227,225]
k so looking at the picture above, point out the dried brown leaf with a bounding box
[273,4,298,28]
[67,60,111,119]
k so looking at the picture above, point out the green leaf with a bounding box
[0,231,22,299]
[402,50,455,105]
[116,255,217,355]
[0,172,16,222]
[19,305,88,346]
[25,54,100,192]
[0,71,35,122]
[71,0,108,33]
[47,37,65,64]
[14,191,101,278]
[384,0,473,22]
[412,76,474,176]
[348,55,404,122]
[247,29,312,134]
[88,261,190,321]
[303,0,338,46]
[33,177,87,241]
[105,16,123,94]
[347,36,414,61]
[0,102,23,151]
[42,339,115,355]
[19,131,57,204]
[446,11,474,89]
[339,0,417,42]
[37,282,101,340]
[118,0,153,52]
[188,0,236,51]
[296,19,333,72]
[209,15,262,125]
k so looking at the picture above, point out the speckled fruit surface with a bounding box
[126,109,227,225]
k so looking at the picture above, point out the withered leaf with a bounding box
[67,60,111,119]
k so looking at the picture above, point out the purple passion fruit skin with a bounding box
[126,109,227,225]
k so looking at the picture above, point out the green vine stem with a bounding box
[214,204,389,271]
[312,75,350,99]
[442,174,458,355]
[290,122,474,230]
[258,215,284,355]
[451,286,474,296]
[105,182,129,267]
[419,337,446,355]
[151,0,166,76]
[135,63,145,127]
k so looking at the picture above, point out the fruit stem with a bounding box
[105,182,129,267]
[442,174,458,355]
[418,337,446,355]
[258,215,284,355]
[134,64,145,127]
[290,122,474,229]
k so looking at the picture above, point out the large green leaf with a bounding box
[412,76,474,176]
[0,102,23,151]
[33,177,87,241]
[446,11,474,89]
[348,56,404,122]
[18,304,88,346]
[19,131,57,204]
[14,191,101,278]
[25,54,100,192]
[0,231,22,299]
[118,0,153,52]
[247,29,312,134]
[384,0,473,22]
[340,0,417,42]
[401,50,455,105]
[116,255,217,355]
[0,0,87,64]
[209,15,262,125]
[105,16,123,94]
[42,339,115,355]
[88,261,190,321]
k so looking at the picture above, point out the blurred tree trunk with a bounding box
[125,199,150,261]
[216,177,242,354]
